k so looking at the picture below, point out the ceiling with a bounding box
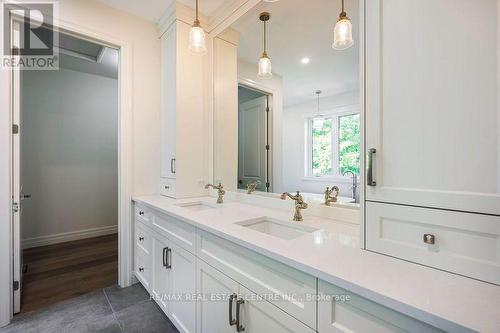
[57,31,118,79]
[96,0,228,23]
[229,0,360,107]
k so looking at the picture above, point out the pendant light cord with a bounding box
[342,0,345,13]
[263,20,267,54]
[195,0,199,23]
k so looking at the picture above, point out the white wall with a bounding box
[56,0,162,196]
[21,68,118,246]
[282,91,360,198]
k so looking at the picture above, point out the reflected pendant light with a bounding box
[332,0,354,50]
[313,90,325,130]
[189,0,207,54]
[257,12,272,79]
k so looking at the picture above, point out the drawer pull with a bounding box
[367,148,377,186]
[139,267,144,272]
[139,237,144,241]
[236,298,245,332]
[423,234,435,245]
[164,185,170,190]
[138,211,145,216]
[163,247,172,269]
[228,294,237,326]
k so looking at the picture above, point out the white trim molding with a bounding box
[22,225,118,249]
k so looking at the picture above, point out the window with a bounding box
[307,113,360,177]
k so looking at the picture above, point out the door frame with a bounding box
[1,13,134,325]
[237,84,272,192]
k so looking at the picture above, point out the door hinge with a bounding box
[13,281,19,291]
[266,182,270,189]
[266,107,269,113]
[12,202,19,213]
[12,124,19,134]
[265,144,270,150]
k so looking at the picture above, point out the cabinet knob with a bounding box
[139,211,144,216]
[423,234,435,245]
[139,267,144,272]
[139,237,144,241]
[164,185,170,190]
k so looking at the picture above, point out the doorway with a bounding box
[237,85,272,192]
[12,27,120,314]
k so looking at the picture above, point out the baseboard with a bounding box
[22,225,118,249]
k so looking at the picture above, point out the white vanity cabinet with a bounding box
[364,0,500,284]
[134,205,196,333]
[158,9,207,199]
[133,201,444,333]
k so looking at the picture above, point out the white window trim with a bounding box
[304,105,360,179]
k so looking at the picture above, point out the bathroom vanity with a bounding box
[132,195,500,333]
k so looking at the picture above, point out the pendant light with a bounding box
[332,0,354,50]
[189,0,207,54]
[313,90,325,130]
[257,12,272,79]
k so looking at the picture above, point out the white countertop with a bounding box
[133,195,500,333]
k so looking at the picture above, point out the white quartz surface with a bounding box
[133,195,500,333]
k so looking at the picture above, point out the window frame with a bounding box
[304,107,360,181]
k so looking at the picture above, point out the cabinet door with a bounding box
[238,285,315,333]
[160,26,176,179]
[318,280,443,333]
[168,242,196,333]
[365,0,500,215]
[151,237,170,312]
[196,260,238,333]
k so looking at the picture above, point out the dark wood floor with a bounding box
[20,234,118,313]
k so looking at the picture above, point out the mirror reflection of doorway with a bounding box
[237,85,271,192]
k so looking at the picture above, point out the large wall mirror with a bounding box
[213,0,361,207]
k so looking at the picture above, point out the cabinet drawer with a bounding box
[152,210,195,253]
[366,202,500,285]
[318,280,443,333]
[135,252,151,292]
[160,178,176,198]
[135,221,152,256]
[135,205,152,224]
[197,230,317,330]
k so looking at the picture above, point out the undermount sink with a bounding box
[235,217,318,240]
[176,201,217,211]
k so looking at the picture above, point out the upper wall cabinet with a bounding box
[159,15,208,198]
[365,0,500,215]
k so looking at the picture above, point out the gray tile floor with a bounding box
[0,284,179,333]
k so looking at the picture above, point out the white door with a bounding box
[168,242,196,333]
[151,237,170,312]
[238,285,314,333]
[160,29,176,179]
[11,19,22,314]
[196,260,238,333]
[238,96,268,191]
[365,0,500,215]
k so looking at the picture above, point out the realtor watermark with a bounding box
[1,0,59,70]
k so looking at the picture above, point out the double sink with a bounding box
[175,201,318,240]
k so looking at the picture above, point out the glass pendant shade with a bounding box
[313,117,325,130]
[258,54,272,78]
[189,24,207,54]
[332,16,354,50]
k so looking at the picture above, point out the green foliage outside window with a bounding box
[339,114,360,175]
[311,118,333,176]
[311,114,360,176]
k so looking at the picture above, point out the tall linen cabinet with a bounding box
[364,0,500,285]
[158,3,208,199]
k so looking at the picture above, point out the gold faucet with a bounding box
[324,186,340,206]
[280,191,308,221]
[205,182,226,204]
[246,180,261,194]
